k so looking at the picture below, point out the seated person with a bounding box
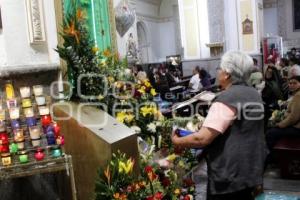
[189,66,201,91]
[199,69,212,89]
[266,76,300,150]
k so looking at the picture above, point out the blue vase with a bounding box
[26,117,37,127]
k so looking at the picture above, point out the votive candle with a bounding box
[33,85,43,96]
[29,126,41,139]
[19,87,31,98]
[22,98,32,108]
[24,107,34,117]
[1,153,11,166]
[35,96,46,106]
[9,107,20,119]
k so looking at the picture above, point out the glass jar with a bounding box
[0,120,6,132]
[13,129,24,141]
[31,137,41,147]
[38,106,49,116]
[26,117,37,127]
[29,126,40,139]
[6,99,17,109]
[33,85,43,96]
[41,115,52,127]
[24,107,34,118]
[9,107,20,119]
[35,96,46,106]
[1,153,11,166]
[11,119,20,129]
[19,87,31,98]
[46,131,56,145]
[34,148,45,161]
[52,147,62,158]
[19,151,28,163]
[5,81,15,100]
[22,98,32,108]
[0,133,9,145]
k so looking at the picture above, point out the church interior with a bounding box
[0,0,299,199]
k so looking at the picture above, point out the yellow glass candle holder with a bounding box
[1,153,11,166]
[22,98,32,108]
[5,82,15,100]
[24,107,34,118]
[0,110,5,121]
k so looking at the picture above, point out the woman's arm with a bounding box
[278,94,300,128]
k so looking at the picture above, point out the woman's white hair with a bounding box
[220,50,254,83]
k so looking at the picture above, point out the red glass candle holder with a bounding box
[0,133,9,145]
[34,148,45,161]
[41,115,52,127]
[53,123,60,137]
[0,145,9,153]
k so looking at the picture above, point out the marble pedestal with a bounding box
[53,102,138,200]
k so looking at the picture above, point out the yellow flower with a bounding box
[140,106,153,117]
[103,49,111,57]
[150,88,157,96]
[138,86,146,94]
[166,153,177,161]
[144,80,151,88]
[108,76,115,84]
[92,46,99,54]
[118,159,134,174]
[174,188,181,196]
[97,95,104,100]
[113,193,120,199]
[116,111,126,123]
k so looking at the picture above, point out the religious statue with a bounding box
[126,33,138,59]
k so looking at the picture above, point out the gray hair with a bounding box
[220,50,254,84]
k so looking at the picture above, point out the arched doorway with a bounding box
[137,21,149,63]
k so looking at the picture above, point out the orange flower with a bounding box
[64,21,80,44]
[104,165,111,185]
[76,9,85,20]
[103,49,111,57]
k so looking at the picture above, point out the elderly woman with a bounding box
[172,51,266,200]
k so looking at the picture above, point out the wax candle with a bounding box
[33,85,43,96]
[41,115,52,127]
[13,129,24,141]
[9,143,18,153]
[0,121,5,132]
[52,148,62,158]
[22,98,32,108]
[9,107,20,119]
[35,96,46,106]
[19,87,31,98]
[0,133,9,145]
[24,107,34,117]
[46,131,56,145]
[26,117,37,127]
[29,126,41,139]
[16,140,25,150]
[34,148,45,161]
[1,153,11,166]
[31,138,41,147]
[11,119,20,129]
[38,106,50,116]
[0,145,9,153]
[19,151,28,163]
[6,99,17,109]
[53,123,60,136]
[0,110,5,121]
[56,135,65,145]
[5,82,15,99]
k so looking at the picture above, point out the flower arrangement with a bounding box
[269,109,286,127]
[95,151,195,200]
